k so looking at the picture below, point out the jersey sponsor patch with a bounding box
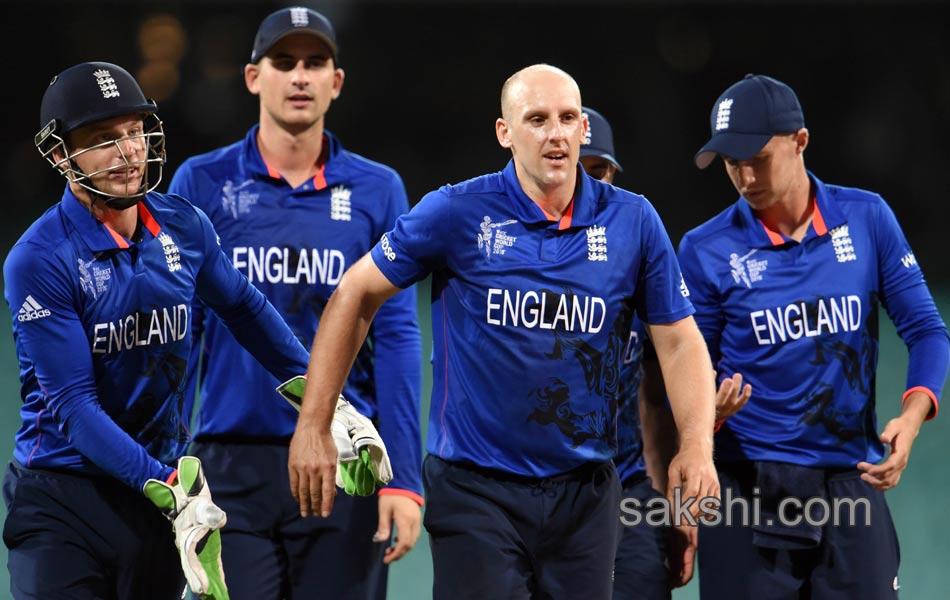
[17,295,51,322]
[730,248,768,288]
[586,225,607,261]
[78,258,112,299]
[221,179,258,218]
[477,216,518,262]
[330,185,352,221]
[830,225,857,262]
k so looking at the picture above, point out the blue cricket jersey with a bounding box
[3,187,309,491]
[169,126,423,496]
[613,317,649,485]
[679,172,949,467]
[370,161,693,478]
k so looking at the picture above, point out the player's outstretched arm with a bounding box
[288,253,402,518]
[647,317,719,522]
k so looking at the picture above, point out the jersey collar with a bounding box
[500,160,597,229]
[737,171,848,247]
[60,185,162,252]
[242,124,344,190]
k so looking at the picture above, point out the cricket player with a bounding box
[2,61,314,599]
[169,7,422,598]
[287,64,720,600]
[580,106,750,599]
[685,73,950,599]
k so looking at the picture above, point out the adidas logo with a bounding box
[17,295,51,322]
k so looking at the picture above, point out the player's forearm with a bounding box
[657,329,716,453]
[639,361,677,493]
[298,277,387,426]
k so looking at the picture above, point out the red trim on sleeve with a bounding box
[137,202,162,236]
[379,488,425,506]
[165,470,179,485]
[713,419,725,433]
[903,386,939,421]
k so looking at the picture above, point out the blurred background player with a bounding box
[580,106,750,599]
[684,73,950,599]
[287,64,720,600]
[3,61,311,599]
[168,7,422,599]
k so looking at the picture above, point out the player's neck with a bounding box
[76,187,139,240]
[756,171,812,242]
[257,118,327,188]
[519,173,577,220]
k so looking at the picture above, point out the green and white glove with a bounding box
[143,456,229,600]
[277,376,394,495]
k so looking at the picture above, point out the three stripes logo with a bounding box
[17,296,51,322]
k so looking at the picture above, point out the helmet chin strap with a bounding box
[71,161,142,211]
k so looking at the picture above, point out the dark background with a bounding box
[3,0,949,283]
[2,2,949,598]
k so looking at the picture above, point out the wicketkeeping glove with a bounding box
[143,456,229,600]
[277,375,394,495]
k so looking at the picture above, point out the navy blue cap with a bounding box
[250,6,337,64]
[38,62,156,137]
[580,107,622,171]
[694,74,805,169]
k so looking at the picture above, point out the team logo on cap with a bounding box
[715,98,734,131]
[582,112,592,145]
[290,7,310,27]
[93,69,120,99]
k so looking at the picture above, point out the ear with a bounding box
[496,118,512,149]
[795,127,809,155]
[244,63,260,95]
[331,67,345,101]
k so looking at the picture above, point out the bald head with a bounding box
[500,64,582,121]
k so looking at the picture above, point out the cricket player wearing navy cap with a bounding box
[580,107,751,599]
[2,61,317,599]
[288,64,720,600]
[169,6,422,599]
[685,74,950,598]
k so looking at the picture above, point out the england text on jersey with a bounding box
[486,288,607,333]
[92,304,189,354]
[232,246,346,285]
[749,295,861,346]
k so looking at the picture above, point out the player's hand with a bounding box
[715,373,751,421]
[288,419,338,518]
[332,398,393,495]
[375,494,422,564]
[667,442,719,524]
[143,456,229,600]
[667,524,698,588]
[857,415,923,491]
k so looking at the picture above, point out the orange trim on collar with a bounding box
[138,202,161,236]
[312,163,327,191]
[558,198,575,230]
[103,223,130,248]
[760,221,785,246]
[811,195,827,236]
[261,155,281,179]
